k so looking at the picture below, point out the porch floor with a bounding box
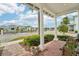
[0,40,66,56]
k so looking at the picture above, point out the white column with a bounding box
[54,16,58,40]
[1,30,3,35]
[78,10,79,34]
[39,7,45,51]
[38,11,40,35]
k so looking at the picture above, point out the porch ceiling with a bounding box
[29,3,79,17]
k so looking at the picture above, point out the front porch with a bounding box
[0,3,79,56]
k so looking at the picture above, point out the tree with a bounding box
[58,24,68,34]
[58,17,69,34]
[62,17,69,25]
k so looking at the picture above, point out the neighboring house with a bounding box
[68,24,75,31]
[7,25,18,33]
[0,24,20,33]
[68,15,78,32]
[0,25,7,33]
[0,25,38,33]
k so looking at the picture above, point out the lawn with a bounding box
[11,36,28,41]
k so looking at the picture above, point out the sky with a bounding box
[0,3,78,28]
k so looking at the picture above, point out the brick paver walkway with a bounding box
[39,40,66,56]
[1,43,32,56]
[0,40,66,56]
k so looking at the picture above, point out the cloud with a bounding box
[0,10,5,16]
[1,20,16,25]
[43,15,54,27]
[44,15,53,20]
[0,3,38,26]
[0,3,55,27]
[1,11,54,27]
[18,10,38,21]
[0,3,26,16]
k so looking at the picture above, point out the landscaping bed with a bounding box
[62,37,77,56]
[17,34,73,55]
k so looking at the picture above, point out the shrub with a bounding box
[44,34,70,41]
[23,36,30,45]
[67,37,77,48]
[63,38,77,56]
[75,30,78,33]
[23,34,72,47]
[44,34,54,43]
[28,35,40,46]
[23,35,40,46]
[23,34,54,46]
[58,35,70,41]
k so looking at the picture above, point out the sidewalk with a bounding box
[0,40,32,56]
[0,40,23,47]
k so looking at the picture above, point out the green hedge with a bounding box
[23,35,40,46]
[23,34,71,46]
[58,35,70,41]
[44,34,54,43]
[23,36,30,45]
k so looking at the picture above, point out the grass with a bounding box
[19,41,24,44]
[11,36,28,41]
